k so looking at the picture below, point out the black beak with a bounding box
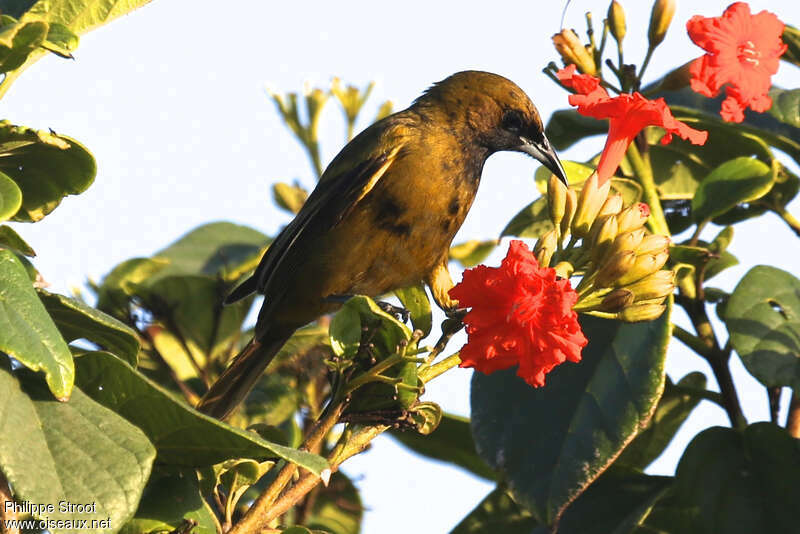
[517,135,568,186]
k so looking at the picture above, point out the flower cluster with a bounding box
[687,2,787,123]
[449,240,587,387]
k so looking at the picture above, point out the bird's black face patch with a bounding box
[501,109,525,134]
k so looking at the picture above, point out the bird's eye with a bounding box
[502,110,524,133]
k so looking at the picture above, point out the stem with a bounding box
[688,219,708,247]
[626,142,670,236]
[259,425,388,527]
[229,403,345,534]
[676,294,746,429]
[774,208,800,238]
[418,353,462,382]
[787,391,800,438]
[638,46,655,82]
[672,323,711,358]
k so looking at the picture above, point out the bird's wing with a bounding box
[224,119,409,304]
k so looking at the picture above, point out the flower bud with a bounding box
[548,173,568,227]
[636,234,670,256]
[552,29,597,75]
[554,261,574,279]
[600,288,634,312]
[616,203,650,234]
[648,0,676,48]
[589,215,618,263]
[560,188,578,240]
[615,251,669,286]
[534,229,558,267]
[597,194,624,219]
[595,250,636,287]
[572,172,611,238]
[618,303,667,322]
[608,1,626,44]
[626,270,675,301]
[610,228,646,256]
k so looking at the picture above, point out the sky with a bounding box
[5,0,800,532]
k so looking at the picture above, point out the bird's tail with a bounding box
[196,330,294,420]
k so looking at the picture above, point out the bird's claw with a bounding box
[445,307,468,322]
[377,301,411,323]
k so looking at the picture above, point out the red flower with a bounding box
[449,240,587,387]
[557,65,708,185]
[687,2,786,123]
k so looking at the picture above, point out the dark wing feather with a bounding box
[223,116,409,304]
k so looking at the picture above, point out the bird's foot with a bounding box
[325,294,410,323]
[376,301,410,323]
[444,306,468,322]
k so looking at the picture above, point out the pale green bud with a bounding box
[573,172,611,237]
[535,229,558,267]
[600,288,634,312]
[610,228,646,256]
[648,0,676,48]
[616,251,669,286]
[560,188,578,240]
[554,261,574,279]
[618,303,667,322]
[548,173,568,227]
[552,29,597,75]
[589,215,619,264]
[636,234,670,256]
[597,193,624,219]
[596,250,636,287]
[626,270,675,301]
[608,1,627,44]
[616,203,650,234]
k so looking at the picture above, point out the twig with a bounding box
[228,402,345,534]
[774,208,800,238]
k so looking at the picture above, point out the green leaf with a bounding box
[0,170,21,220]
[533,160,595,192]
[272,181,308,214]
[305,472,363,534]
[664,423,800,533]
[389,413,496,481]
[616,372,707,471]
[24,0,155,36]
[0,366,155,534]
[273,323,330,365]
[394,282,432,337]
[238,372,299,427]
[329,304,361,358]
[691,157,774,222]
[556,470,671,534]
[501,196,552,238]
[0,17,48,73]
[724,266,800,391]
[152,221,270,282]
[330,295,411,359]
[143,274,252,362]
[451,487,538,534]
[544,109,607,151]
[120,468,217,534]
[95,257,169,317]
[0,249,73,399]
[38,289,140,365]
[449,239,498,269]
[40,21,78,57]
[470,310,671,526]
[74,351,329,473]
[768,87,800,128]
[0,122,95,222]
[0,224,34,255]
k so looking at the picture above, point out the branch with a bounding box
[228,402,345,534]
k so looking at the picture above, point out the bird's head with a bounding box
[416,71,568,185]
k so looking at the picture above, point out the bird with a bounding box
[196,71,568,419]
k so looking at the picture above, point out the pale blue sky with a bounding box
[6,1,800,532]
